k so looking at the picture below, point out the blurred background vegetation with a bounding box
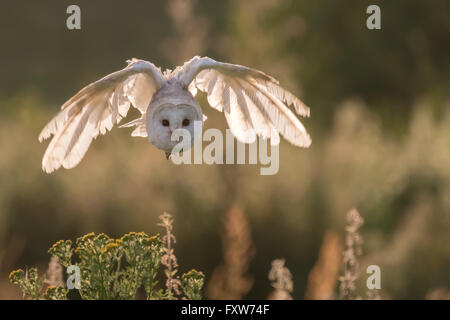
[0,0,449,299]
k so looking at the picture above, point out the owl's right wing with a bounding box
[178,56,311,147]
[39,59,164,173]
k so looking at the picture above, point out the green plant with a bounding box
[9,268,68,300]
[181,269,205,300]
[9,213,205,300]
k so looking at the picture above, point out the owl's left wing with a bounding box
[39,59,164,173]
[178,56,311,147]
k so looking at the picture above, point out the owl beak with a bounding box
[165,152,171,160]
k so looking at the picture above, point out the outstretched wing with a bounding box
[177,56,311,147]
[39,59,164,173]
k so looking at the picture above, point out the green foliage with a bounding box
[48,240,73,267]
[10,229,205,300]
[9,268,69,300]
[9,268,44,300]
[181,269,205,300]
[68,231,163,299]
[43,286,69,300]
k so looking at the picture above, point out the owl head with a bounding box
[146,85,203,154]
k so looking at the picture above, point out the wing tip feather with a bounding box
[294,134,312,148]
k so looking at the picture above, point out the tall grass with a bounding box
[1,94,450,298]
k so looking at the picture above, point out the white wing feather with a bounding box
[178,56,310,147]
[39,59,164,173]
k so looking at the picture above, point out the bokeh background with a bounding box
[0,0,449,299]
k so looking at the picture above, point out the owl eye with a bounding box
[182,119,190,126]
[162,119,170,127]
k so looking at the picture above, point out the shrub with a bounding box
[9,213,204,300]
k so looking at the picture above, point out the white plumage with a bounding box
[39,56,311,173]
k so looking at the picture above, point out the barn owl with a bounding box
[39,56,311,173]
